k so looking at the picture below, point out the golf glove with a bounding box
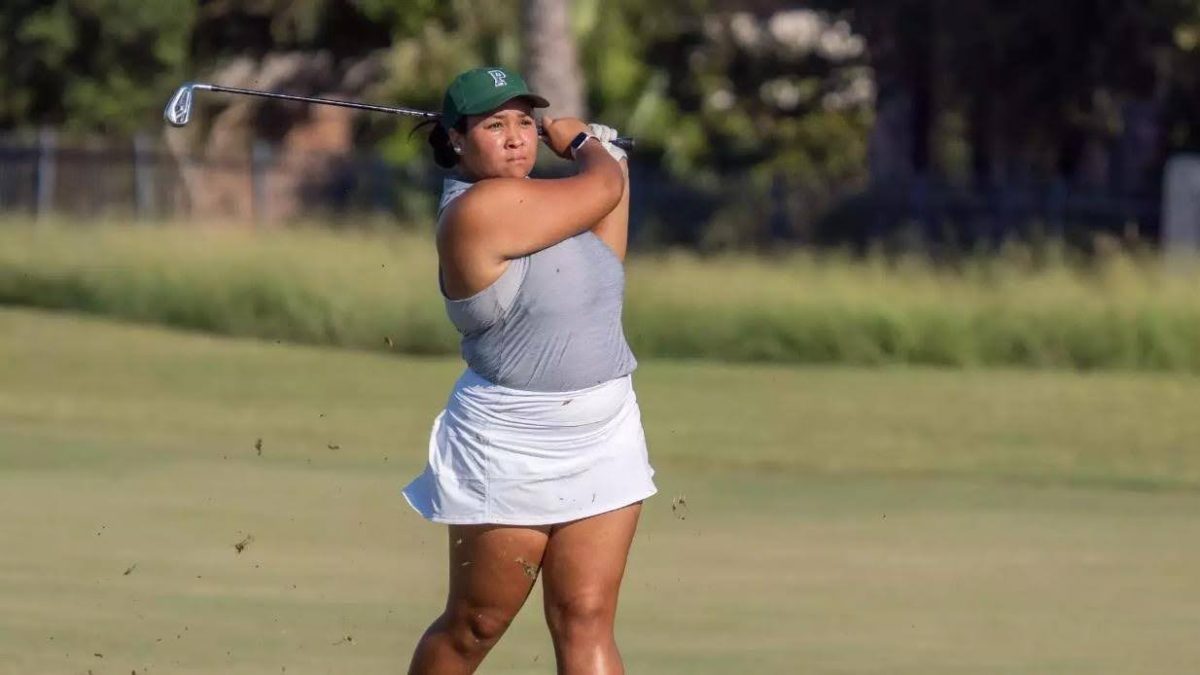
[588,123,627,163]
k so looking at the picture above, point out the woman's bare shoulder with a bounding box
[441,177,566,234]
[441,170,623,260]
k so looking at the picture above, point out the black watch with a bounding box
[568,132,596,159]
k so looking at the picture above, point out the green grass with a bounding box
[3,218,1200,371]
[2,306,1199,673]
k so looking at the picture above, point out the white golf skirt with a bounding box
[402,369,658,526]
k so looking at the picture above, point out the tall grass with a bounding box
[0,218,457,355]
[2,217,1198,371]
[626,247,1200,370]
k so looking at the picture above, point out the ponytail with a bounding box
[413,118,466,169]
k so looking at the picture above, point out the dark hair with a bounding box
[413,118,467,169]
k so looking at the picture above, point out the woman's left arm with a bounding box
[590,158,630,261]
[586,124,631,262]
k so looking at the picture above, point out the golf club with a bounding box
[164,82,635,150]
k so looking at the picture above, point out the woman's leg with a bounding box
[408,524,551,675]
[541,502,643,675]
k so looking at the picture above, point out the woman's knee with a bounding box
[441,605,515,654]
[545,590,615,640]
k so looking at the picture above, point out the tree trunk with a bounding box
[520,0,587,119]
[162,52,384,224]
[862,4,915,187]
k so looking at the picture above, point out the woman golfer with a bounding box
[402,67,657,674]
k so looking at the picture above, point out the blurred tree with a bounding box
[159,1,527,222]
[189,0,394,61]
[818,0,1198,192]
[0,0,196,135]
[521,0,587,118]
[572,1,874,246]
[1167,1,1200,151]
[5,0,1197,245]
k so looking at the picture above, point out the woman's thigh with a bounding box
[540,503,644,622]
[445,523,552,619]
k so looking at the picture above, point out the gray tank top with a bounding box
[437,177,638,392]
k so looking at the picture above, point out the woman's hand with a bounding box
[541,116,590,159]
[588,123,627,163]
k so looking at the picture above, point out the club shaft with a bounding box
[202,83,438,119]
[192,83,635,150]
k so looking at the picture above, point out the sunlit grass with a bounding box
[2,216,1199,370]
[2,308,1199,673]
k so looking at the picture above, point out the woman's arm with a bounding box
[437,119,624,297]
[589,158,630,261]
[584,124,631,261]
[443,140,623,260]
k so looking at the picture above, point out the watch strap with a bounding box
[568,132,596,160]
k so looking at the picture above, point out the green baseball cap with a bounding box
[440,67,550,130]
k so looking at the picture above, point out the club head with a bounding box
[164,84,196,127]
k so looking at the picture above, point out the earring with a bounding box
[453,146,463,154]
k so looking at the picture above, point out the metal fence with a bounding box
[0,131,1173,252]
[0,131,180,219]
[0,131,441,225]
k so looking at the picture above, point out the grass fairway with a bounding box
[2,307,1199,674]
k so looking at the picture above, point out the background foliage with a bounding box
[3,1,1200,248]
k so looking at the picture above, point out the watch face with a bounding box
[568,132,592,158]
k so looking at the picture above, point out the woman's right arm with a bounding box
[440,121,625,263]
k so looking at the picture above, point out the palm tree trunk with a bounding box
[520,0,587,119]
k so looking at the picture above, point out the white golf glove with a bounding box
[588,123,627,163]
